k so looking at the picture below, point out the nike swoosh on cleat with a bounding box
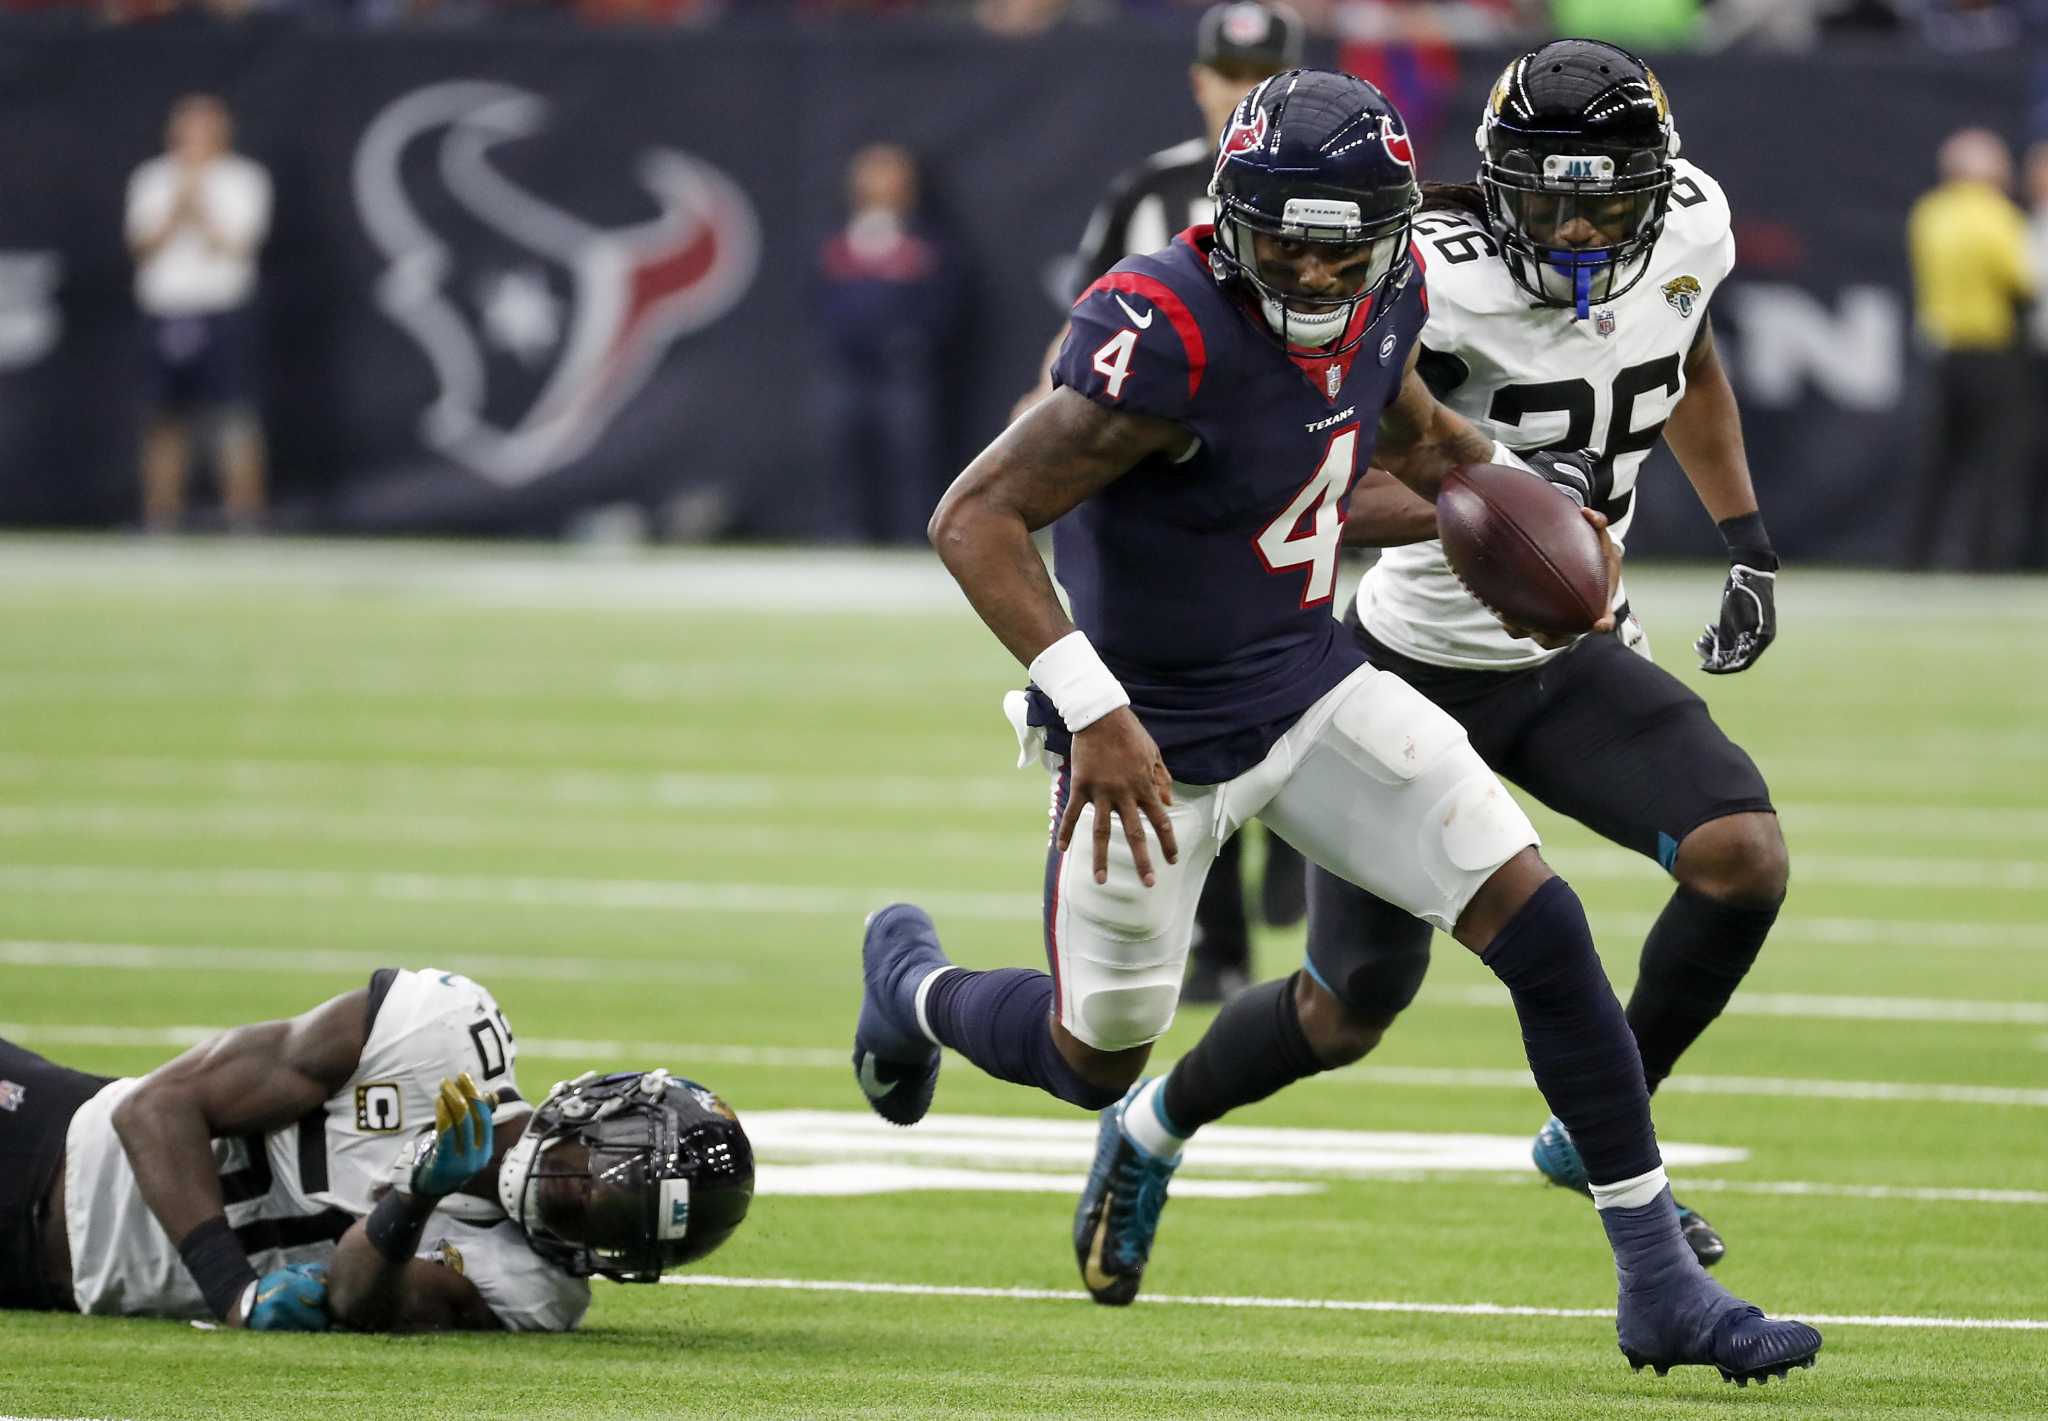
[1082,1211,1121,1295]
[1113,294,1155,329]
[855,1052,896,1102]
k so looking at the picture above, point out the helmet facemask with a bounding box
[1211,191,1417,353]
[1480,142,1671,318]
[497,1069,754,1283]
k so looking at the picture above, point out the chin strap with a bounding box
[495,1127,549,1232]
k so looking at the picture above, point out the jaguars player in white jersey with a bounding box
[1076,41,1790,1306]
[0,968,752,1330]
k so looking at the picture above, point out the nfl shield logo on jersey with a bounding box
[1594,308,1617,338]
[0,1079,23,1112]
[1326,366,1343,398]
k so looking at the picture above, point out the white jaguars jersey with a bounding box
[1359,158,1735,669]
[63,968,581,1330]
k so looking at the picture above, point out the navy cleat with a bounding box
[1535,1115,1726,1267]
[1074,1082,1180,1306]
[852,904,949,1127]
[1606,1187,1821,1385]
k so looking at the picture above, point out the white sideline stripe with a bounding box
[8,868,2048,946]
[0,940,743,986]
[12,1022,2046,1109]
[1444,985,2048,1026]
[658,1274,2048,1331]
[7,940,2036,1028]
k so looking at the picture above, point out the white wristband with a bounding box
[1029,630,1130,734]
[1489,440,1536,476]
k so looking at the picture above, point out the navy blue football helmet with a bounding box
[1207,69,1421,354]
[1476,39,1680,319]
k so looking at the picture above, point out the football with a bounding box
[1436,463,1610,637]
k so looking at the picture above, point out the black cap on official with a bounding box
[1196,1,1305,73]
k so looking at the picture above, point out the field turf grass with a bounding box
[0,537,2043,1420]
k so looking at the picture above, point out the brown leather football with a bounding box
[1436,463,1609,637]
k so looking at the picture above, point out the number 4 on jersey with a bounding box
[1256,427,1356,607]
[1092,328,1139,400]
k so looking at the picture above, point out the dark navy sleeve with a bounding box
[1052,268,1210,426]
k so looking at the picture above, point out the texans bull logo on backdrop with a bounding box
[352,81,760,487]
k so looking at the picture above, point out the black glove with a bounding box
[1697,511,1779,674]
[1523,447,1601,509]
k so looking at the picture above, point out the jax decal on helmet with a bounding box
[1207,70,1422,355]
[1475,39,1680,320]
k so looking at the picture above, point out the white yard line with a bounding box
[656,1274,2048,1331]
[0,940,742,985]
[1441,985,2048,1026]
[7,937,2036,1027]
[8,866,2048,948]
[9,802,2048,895]
[11,1021,2044,1109]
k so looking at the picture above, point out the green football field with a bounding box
[1,536,2044,1420]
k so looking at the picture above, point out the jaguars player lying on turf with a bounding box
[1078,40,1800,1334]
[855,67,1818,1383]
[0,969,752,1332]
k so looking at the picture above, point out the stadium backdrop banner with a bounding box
[0,22,2031,561]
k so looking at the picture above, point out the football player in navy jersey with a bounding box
[1068,41,1788,1297]
[851,70,1820,1383]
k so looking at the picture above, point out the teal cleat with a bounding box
[1073,1082,1180,1306]
[1533,1115,1727,1267]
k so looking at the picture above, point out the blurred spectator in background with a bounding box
[125,93,271,534]
[815,142,960,544]
[1013,0,1308,1004]
[2027,139,2048,568]
[1906,127,2036,569]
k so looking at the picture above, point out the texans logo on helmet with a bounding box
[353,81,760,488]
[1378,115,1414,168]
[1215,102,1271,177]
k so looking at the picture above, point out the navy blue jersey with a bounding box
[1032,226,1430,784]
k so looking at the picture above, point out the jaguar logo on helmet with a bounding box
[352,81,759,489]
[1379,114,1414,168]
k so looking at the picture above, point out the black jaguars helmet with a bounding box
[1208,69,1421,354]
[1476,39,1680,319]
[498,1069,754,1282]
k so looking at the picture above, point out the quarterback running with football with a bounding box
[0,968,752,1331]
[1074,37,1794,1311]
[852,68,1818,1382]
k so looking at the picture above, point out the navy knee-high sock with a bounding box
[1482,877,1661,1187]
[921,968,1124,1111]
[1627,885,1779,1092]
